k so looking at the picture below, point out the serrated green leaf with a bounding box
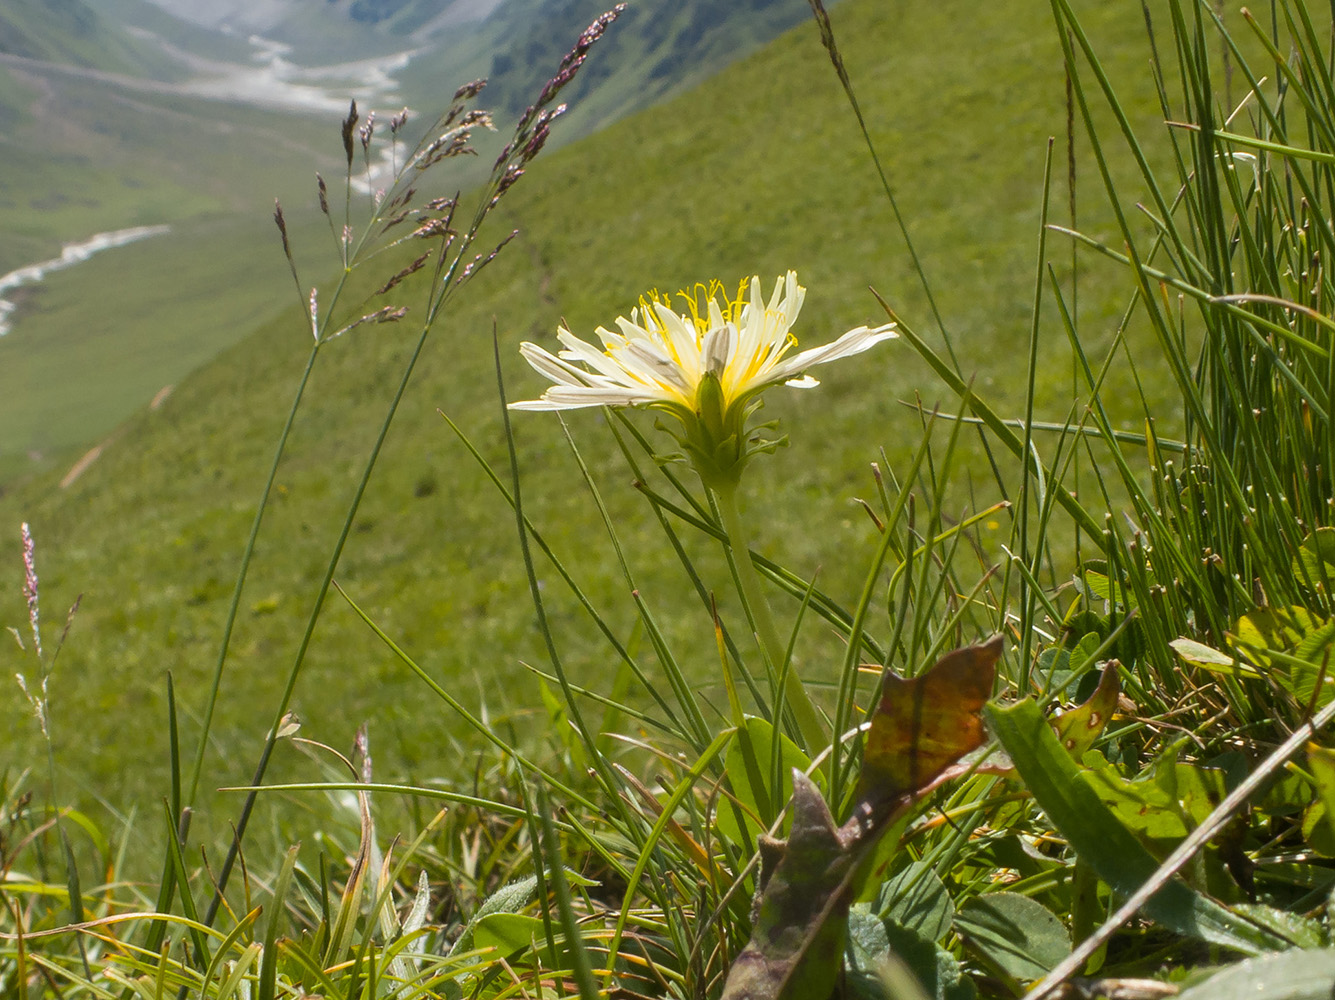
[985,698,1288,955]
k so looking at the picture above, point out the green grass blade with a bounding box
[257,844,299,1000]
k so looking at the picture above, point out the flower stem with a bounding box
[713,483,827,753]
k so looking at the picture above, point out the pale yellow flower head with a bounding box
[511,271,897,487]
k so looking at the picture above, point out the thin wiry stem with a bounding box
[183,339,321,808]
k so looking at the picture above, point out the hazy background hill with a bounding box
[0,0,1193,863]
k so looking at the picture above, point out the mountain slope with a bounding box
[400,0,826,140]
[0,0,149,72]
[1,0,1182,851]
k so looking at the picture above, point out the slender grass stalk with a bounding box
[184,338,321,810]
[1016,139,1057,690]
[204,265,473,929]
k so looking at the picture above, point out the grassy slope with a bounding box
[1,0,1188,855]
[0,0,150,74]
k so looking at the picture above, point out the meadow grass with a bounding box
[7,0,1335,997]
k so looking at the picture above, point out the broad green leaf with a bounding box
[1226,607,1335,706]
[1079,563,1135,608]
[1259,768,1316,819]
[1229,904,1326,949]
[1051,661,1120,759]
[716,716,812,849]
[1304,746,1335,857]
[1068,631,1103,677]
[985,698,1289,954]
[848,904,892,966]
[1062,609,1105,645]
[856,636,1001,809]
[474,913,545,957]
[1080,751,1188,844]
[1113,616,1148,665]
[1176,948,1335,999]
[447,870,596,957]
[1294,528,1335,596]
[883,924,976,1000]
[1155,757,1227,830]
[1289,624,1335,707]
[955,892,1070,983]
[845,967,930,1000]
[877,862,953,944]
[1037,645,1072,694]
[448,874,538,957]
[1171,637,1245,670]
[848,906,974,1000]
[1232,607,1326,666]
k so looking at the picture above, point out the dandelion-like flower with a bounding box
[511,271,896,488]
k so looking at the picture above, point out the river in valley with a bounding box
[0,226,171,337]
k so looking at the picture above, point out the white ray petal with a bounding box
[703,324,735,375]
[557,330,641,383]
[622,339,692,394]
[509,385,652,410]
[519,342,598,386]
[766,323,898,383]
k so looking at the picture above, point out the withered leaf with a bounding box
[855,635,1002,810]
[722,637,1002,1000]
[722,772,854,1000]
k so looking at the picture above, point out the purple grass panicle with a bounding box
[21,522,39,658]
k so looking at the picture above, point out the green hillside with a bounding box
[0,0,150,73]
[1,0,1184,855]
[401,0,824,142]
